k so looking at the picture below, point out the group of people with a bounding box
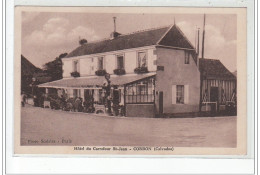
[21,85,124,116]
[58,95,123,116]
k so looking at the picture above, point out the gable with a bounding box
[158,25,195,50]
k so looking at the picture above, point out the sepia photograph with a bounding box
[14,7,247,155]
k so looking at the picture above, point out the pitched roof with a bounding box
[66,25,195,58]
[199,59,236,80]
[38,72,156,88]
[158,25,194,49]
[21,55,41,75]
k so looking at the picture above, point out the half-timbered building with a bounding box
[199,58,237,113]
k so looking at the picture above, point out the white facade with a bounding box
[62,46,157,78]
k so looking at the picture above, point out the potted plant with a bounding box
[134,67,148,74]
[113,68,126,75]
[95,69,107,76]
[71,71,80,77]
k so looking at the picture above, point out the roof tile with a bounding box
[199,59,236,80]
[66,25,195,58]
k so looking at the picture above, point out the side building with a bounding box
[39,24,201,117]
[199,58,237,114]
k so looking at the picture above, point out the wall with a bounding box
[124,51,137,73]
[62,46,157,78]
[104,54,116,74]
[125,104,155,117]
[147,49,157,71]
[80,58,91,76]
[80,56,97,76]
[202,79,236,104]
[62,59,73,78]
[155,47,200,114]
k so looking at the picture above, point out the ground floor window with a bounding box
[172,85,189,104]
[73,89,80,98]
[176,85,184,104]
[111,88,122,103]
[84,89,94,101]
[125,77,155,104]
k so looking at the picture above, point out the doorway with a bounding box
[210,87,218,113]
[210,87,218,102]
[84,89,94,101]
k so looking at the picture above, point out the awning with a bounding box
[38,72,156,89]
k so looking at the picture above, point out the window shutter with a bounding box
[184,85,189,104]
[172,85,176,104]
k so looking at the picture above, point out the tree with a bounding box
[43,53,68,81]
[79,39,87,45]
[21,55,42,95]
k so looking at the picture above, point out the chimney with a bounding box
[110,17,121,39]
[113,17,116,32]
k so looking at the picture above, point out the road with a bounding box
[21,105,236,147]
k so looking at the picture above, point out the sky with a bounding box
[22,12,237,72]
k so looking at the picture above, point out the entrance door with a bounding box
[210,87,218,102]
[159,91,163,115]
[210,87,218,113]
[84,89,94,101]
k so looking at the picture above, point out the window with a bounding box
[185,52,190,64]
[117,55,124,69]
[176,85,184,104]
[125,77,155,104]
[73,89,80,98]
[172,85,189,104]
[111,89,122,103]
[98,57,104,70]
[73,60,78,72]
[137,83,147,95]
[137,51,147,67]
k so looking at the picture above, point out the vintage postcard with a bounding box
[14,6,247,155]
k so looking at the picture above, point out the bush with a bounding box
[134,67,148,74]
[95,69,107,76]
[79,39,87,45]
[71,71,80,77]
[113,68,126,75]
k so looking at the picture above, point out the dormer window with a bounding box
[137,51,147,68]
[117,55,124,69]
[73,60,78,72]
[185,51,190,64]
[98,57,104,70]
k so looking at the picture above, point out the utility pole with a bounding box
[197,28,200,58]
[198,27,202,112]
[201,14,206,59]
[199,14,206,112]
[194,26,197,52]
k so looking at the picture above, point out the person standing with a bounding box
[112,86,120,116]
[21,92,26,107]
